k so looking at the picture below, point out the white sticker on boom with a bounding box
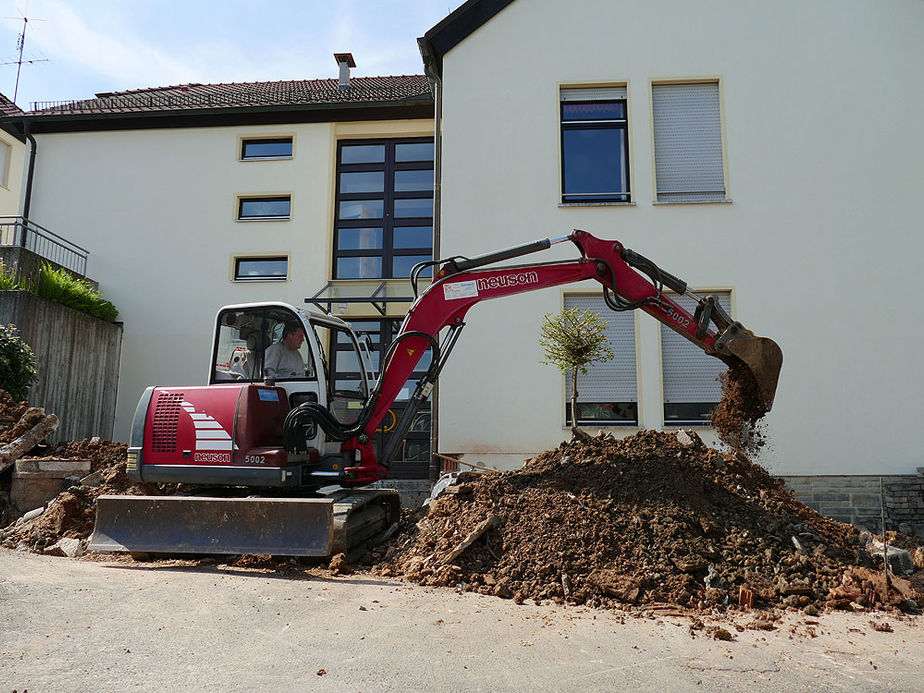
[443,280,479,300]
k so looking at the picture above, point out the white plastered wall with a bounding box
[29,118,432,440]
[0,129,25,214]
[435,0,924,474]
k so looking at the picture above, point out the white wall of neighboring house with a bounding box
[0,129,25,215]
[434,0,924,474]
[28,118,433,440]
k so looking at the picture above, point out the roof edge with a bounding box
[420,0,517,76]
[1,99,434,135]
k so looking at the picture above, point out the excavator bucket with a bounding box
[725,336,783,411]
[88,490,400,558]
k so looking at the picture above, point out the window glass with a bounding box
[339,200,384,220]
[342,321,381,342]
[395,142,434,162]
[334,139,434,280]
[394,198,433,218]
[336,256,383,279]
[560,94,630,203]
[394,169,434,192]
[340,171,385,194]
[234,257,288,281]
[0,141,9,187]
[239,196,290,219]
[241,138,292,159]
[393,226,432,249]
[562,128,628,199]
[211,307,315,383]
[337,227,383,250]
[341,144,385,164]
[392,255,432,279]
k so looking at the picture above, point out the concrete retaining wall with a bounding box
[782,471,924,537]
[0,290,122,441]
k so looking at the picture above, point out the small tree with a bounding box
[539,307,614,439]
[0,324,37,402]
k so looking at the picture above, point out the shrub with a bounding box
[0,263,19,290]
[539,307,614,438]
[0,323,37,401]
[35,263,119,322]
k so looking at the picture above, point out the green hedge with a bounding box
[0,262,119,323]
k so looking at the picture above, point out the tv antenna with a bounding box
[2,8,48,104]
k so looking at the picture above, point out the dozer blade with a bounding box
[89,495,335,556]
[726,336,783,411]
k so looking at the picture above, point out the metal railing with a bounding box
[0,216,89,276]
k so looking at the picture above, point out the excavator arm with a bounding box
[290,229,782,486]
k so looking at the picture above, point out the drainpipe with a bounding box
[419,38,443,486]
[21,118,37,245]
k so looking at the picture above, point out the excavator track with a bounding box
[88,488,401,560]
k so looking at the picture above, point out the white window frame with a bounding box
[559,84,634,206]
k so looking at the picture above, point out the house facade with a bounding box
[419,0,924,494]
[1,64,437,478]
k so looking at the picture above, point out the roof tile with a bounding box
[28,75,431,116]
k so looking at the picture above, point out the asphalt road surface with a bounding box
[1,550,922,692]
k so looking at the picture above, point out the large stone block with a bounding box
[850,493,882,508]
[10,458,91,514]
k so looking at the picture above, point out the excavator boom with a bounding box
[316,229,783,485]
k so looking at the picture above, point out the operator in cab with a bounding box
[264,323,306,378]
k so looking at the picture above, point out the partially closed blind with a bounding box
[563,294,637,402]
[561,86,627,102]
[661,292,731,403]
[652,82,725,203]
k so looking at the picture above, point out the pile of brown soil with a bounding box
[372,430,921,613]
[38,438,128,472]
[0,389,29,436]
[0,442,169,552]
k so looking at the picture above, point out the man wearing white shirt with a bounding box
[263,323,306,378]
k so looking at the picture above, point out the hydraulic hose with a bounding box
[284,330,442,448]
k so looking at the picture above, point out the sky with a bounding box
[0,0,462,109]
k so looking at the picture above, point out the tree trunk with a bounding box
[571,368,581,438]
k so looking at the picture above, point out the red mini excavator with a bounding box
[90,230,782,558]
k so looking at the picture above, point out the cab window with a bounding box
[212,307,316,383]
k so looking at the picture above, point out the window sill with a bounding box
[235,217,291,222]
[240,156,294,162]
[233,277,289,283]
[561,424,640,430]
[558,201,636,208]
[652,198,732,206]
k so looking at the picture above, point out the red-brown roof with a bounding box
[0,92,24,117]
[28,74,431,116]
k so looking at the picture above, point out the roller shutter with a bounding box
[563,294,637,403]
[652,83,726,203]
[661,292,731,422]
